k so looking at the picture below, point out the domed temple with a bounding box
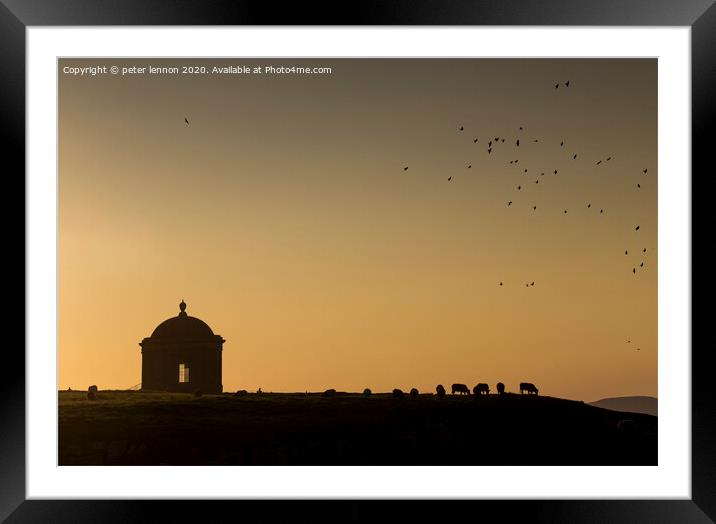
[140,300,224,394]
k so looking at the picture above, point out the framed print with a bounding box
[5,0,713,522]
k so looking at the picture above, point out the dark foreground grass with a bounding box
[58,391,656,465]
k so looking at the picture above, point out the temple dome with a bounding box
[149,300,217,342]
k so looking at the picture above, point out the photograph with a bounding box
[57,57,658,467]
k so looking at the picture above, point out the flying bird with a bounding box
[635,225,640,231]
[636,348,641,351]
[633,268,636,274]
[554,170,558,174]
[403,166,409,171]
[565,80,570,87]
[184,117,189,125]
[535,180,539,184]
[533,139,539,143]
[640,262,644,267]
[459,126,464,131]
[596,160,602,165]
[625,250,628,255]
[606,156,612,161]
[489,140,492,147]
[500,282,503,286]
[573,154,577,159]
[531,282,535,286]
[555,83,559,89]
[519,126,524,130]
[518,185,521,190]
[448,176,452,181]
[488,148,492,154]
[587,203,591,208]
[643,168,648,174]
[564,210,568,214]
[516,139,520,146]
[533,205,537,210]
[560,141,564,147]
[508,201,512,206]
[600,209,604,213]
[643,248,647,253]
[467,164,472,169]
[474,138,478,143]
[637,183,641,188]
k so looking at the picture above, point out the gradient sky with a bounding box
[58,58,657,401]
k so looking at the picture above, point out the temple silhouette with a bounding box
[139,300,224,394]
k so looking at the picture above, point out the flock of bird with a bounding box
[400,79,653,351]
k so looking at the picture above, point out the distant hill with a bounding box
[589,396,657,416]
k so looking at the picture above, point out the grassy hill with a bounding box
[59,390,656,466]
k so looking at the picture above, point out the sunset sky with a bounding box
[58,58,657,401]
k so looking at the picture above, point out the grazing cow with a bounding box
[496,382,505,394]
[393,388,405,398]
[436,384,446,398]
[322,388,337,398]
[520,382,539,395]
[410,388,419,398]
[452,383,470,395]
[363,388,372,397]
[473,383,490,395]
[88,385,98,393]
[234,389,248,396]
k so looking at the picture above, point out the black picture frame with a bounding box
[4,1,712,522]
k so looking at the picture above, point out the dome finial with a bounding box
[179,299,187,316]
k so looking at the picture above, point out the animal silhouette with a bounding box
[393,388,405,398]
[451,383,470,395]
[88,385,98,393]
[234,389,248,396]
[519,382,539,395]
[410,388,419,398]
[363,388,372,397]
[496,382,505,394]
[322,388,336,398]
[473,383,490,395]
[436,384,446,398]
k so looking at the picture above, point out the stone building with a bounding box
[140,300,224,393]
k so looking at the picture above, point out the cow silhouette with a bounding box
[88,385,98,393]
[393,388,405,398]
[473,383,490,395]
[322,388,337,398]
[234,389,248,396]
[436,384,446,398]
[410,388,419,398]
[452,383,470,395]
[363,388,372,397]
[496,382,505,394]
[520,382,539,395]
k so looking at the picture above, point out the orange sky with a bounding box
[58,59,657,401]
